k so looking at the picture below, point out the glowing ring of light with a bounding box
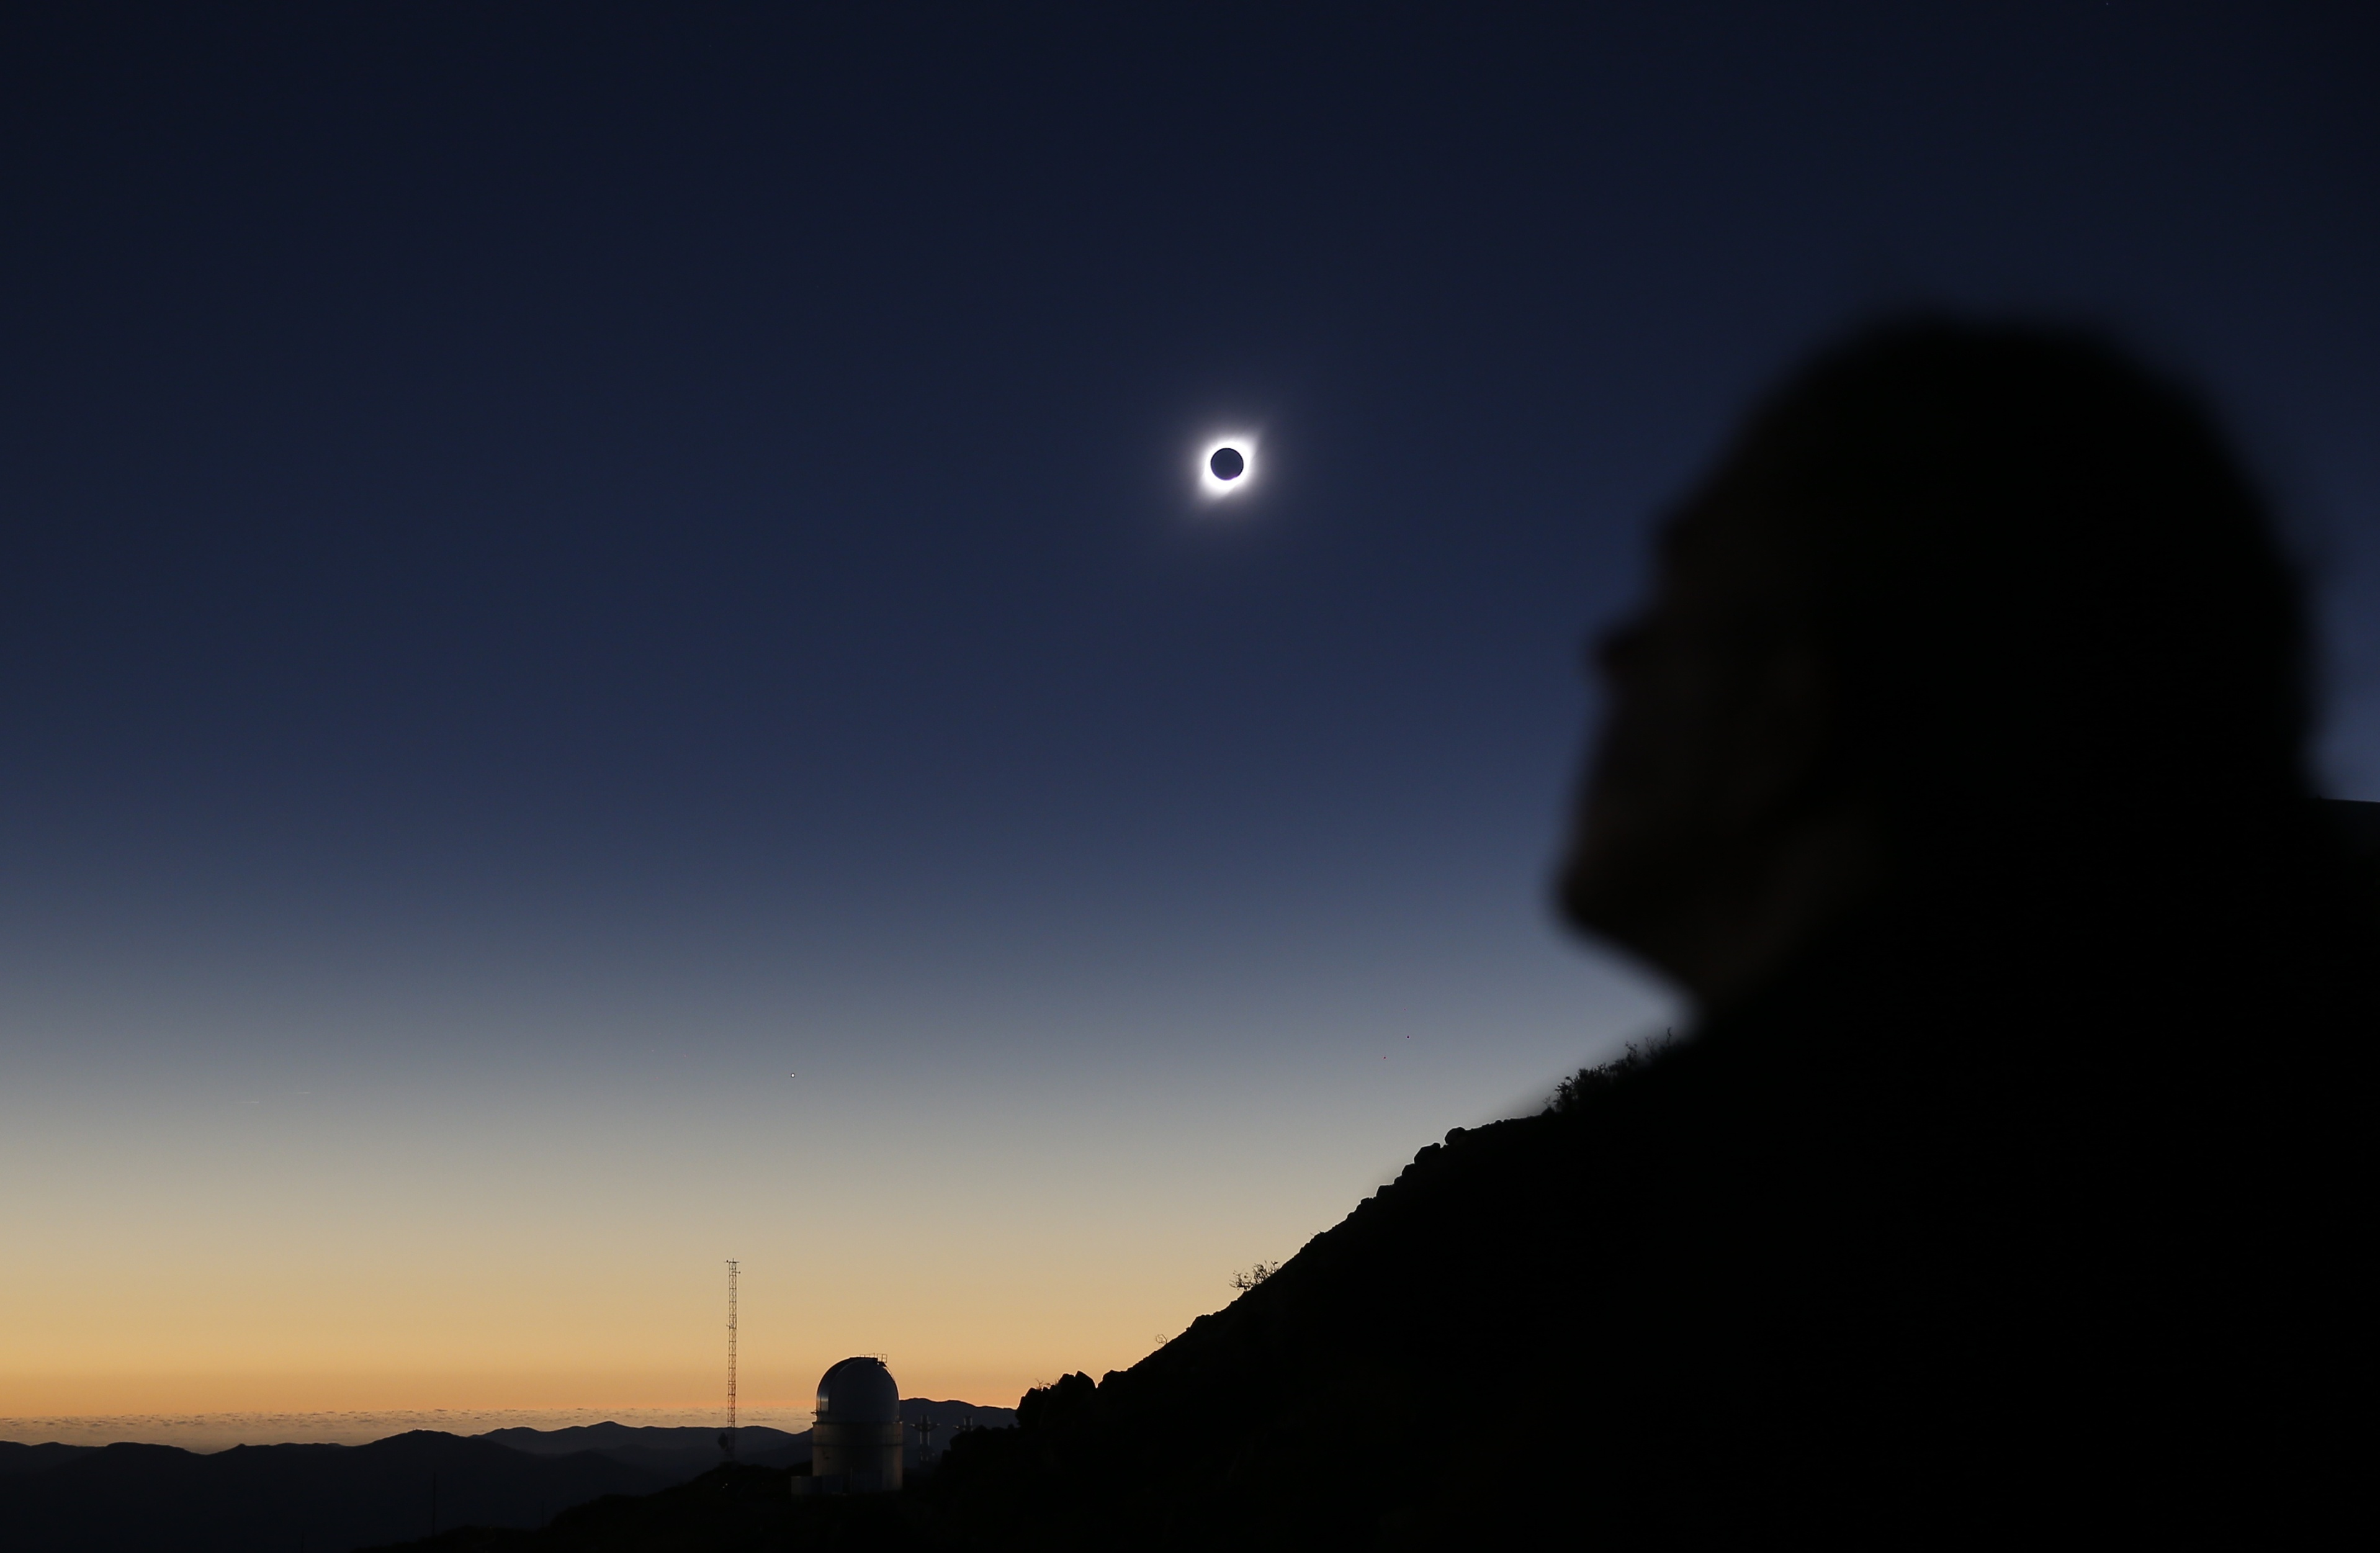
[1196,433,1259,500]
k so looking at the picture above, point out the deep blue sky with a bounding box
[4,2,2377,1413]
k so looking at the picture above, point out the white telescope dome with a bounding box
[801,1356,906,1495]
[815,1356,901,1425]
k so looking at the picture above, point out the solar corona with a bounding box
[1197,434,1258,500]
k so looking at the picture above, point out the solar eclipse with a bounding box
[1197,434,1258,500]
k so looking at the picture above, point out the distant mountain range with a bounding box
[474,1398,1015,1480]
[474,1421,811,1483]
[0,1400,1015,1553]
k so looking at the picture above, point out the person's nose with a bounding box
[1594,614,1651,683]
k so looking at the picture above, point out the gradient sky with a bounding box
[4,3,2378,1421]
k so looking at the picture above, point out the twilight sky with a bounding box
[4,3,2378,1420]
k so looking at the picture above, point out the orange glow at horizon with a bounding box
[0,1226,1257,1419]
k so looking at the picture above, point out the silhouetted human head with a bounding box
[1561,317,2317,1005]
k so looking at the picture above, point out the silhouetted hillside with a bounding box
[0,1442,99,1477]
[474,1399,1013,1480]
[476,1424,807,1483]
[479,1423,802,1458]
[0,1430,669,1553]
[346,1106,1609,1552]
[899,1398,1017,1471]
[357,1464,808,1552]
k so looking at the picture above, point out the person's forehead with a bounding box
[1648,468,1820,629]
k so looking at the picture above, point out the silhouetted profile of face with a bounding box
[1556,474,1841,990]
[1557,318,2310,1006]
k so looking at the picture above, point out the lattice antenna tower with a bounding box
[723,1259,739,1463]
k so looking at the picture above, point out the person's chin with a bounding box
[1555,831,1625,939]
[1557,803,1686,959]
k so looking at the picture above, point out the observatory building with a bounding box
[797,1356,904,1495]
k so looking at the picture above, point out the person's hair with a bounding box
[1721,317,2313,880]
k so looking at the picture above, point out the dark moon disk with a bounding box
[1210,446,1245,480]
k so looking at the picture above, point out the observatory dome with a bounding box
[817,1356,900,1423]
[801,1356,905,1495]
